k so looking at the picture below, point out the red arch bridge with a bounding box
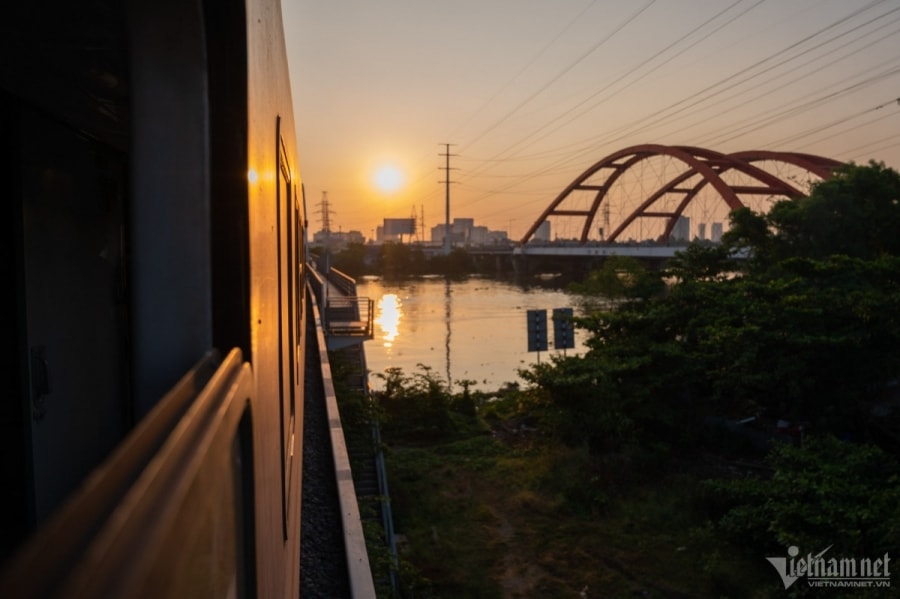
[518,144,842,247]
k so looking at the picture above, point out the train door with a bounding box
[13,104,130,525]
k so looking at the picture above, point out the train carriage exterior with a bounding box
[1,0,309,596]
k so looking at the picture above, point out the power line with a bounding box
[458,0,658,156]
[770,95,900,148]
[703,64,900,147]
[462,0,764,173]
[589,1,900,153]
[656,16,900,146]
[445,0,601,145]
[455,0,900,216]
[465,0,895,183]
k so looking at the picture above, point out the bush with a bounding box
[375,365,454,441]
[709,435,900,556]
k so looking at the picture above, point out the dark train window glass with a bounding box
[276,117,295,539]
[294,185,306,336]
[232,408,256,597]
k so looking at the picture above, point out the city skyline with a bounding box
[282,0,900,240]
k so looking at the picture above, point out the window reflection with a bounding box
[375,293,401,348]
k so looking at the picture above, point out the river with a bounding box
[356,275,588,392]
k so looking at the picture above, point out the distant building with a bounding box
[452,218,474,234]
[468,226,509,245]
[430,223,465,246]
[430,217,509,247]
[670,216,690,243]
[532,221,551,242]
[312,229,365,249]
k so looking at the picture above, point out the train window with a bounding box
[294,182,306,391]
[276,117,296,539]
[295,183,309,353]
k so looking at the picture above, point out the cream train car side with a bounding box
[1,0,308,596]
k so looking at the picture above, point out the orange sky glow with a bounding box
[282,0,900,241]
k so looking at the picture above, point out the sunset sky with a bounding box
[281,0,900,241]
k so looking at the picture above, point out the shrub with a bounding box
[709,435,900,556]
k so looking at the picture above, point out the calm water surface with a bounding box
[356,275,588,391]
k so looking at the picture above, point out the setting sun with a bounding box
[373,164,405,194]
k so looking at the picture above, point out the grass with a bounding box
[381,399,782,598]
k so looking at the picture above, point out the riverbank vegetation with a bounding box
[339,162,900,597]
[321,241,477,279]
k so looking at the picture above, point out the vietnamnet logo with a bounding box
[766,545,892,589]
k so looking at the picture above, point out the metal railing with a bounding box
[325,296,375,339]
[307,262,374,348]
[327,267,359,297]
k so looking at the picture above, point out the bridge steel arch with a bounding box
[519,144,843,245]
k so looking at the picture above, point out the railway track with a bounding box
[301,267,397,597]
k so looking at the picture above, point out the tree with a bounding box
[568,255,666,301]
[664,243,735,282]
[375,365,453,440]
[726,161,900,266]
[377,242,427,277]
[521,354,638,452]
[525,163,900,448]
[331,241,369,277]
[712,435,900,556]
[429,247,472,278]
[719,207,774,271]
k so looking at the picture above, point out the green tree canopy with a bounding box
[724,161,900,267]
[527,162,900,450]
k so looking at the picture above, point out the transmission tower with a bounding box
[319,191,335,233]
[409,205,420,243]
[439,144,457,255]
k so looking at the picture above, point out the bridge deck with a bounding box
[309,264,375,348]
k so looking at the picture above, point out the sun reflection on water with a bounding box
[375,293,401,348]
